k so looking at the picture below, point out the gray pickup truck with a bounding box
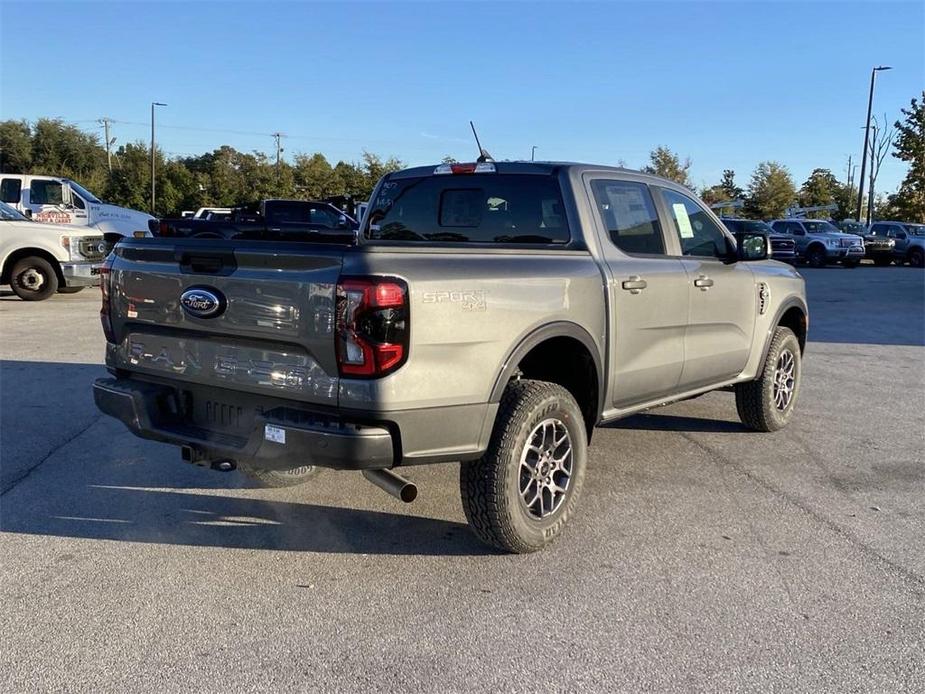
[93,162,808,553]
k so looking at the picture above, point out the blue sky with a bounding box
[2,1,923,194]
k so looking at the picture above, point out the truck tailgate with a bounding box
[106,239,344,406]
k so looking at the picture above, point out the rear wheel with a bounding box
[806,246,827,268]
[735,327,801,432]
[239,463,320,488]
[10,257,59,301]
[460,379,587,553]
[909,248,924,268]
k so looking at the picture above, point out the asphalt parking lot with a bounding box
[1,266,923,693]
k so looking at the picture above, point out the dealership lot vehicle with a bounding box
[0,174,154,239]
[94,162,808,552]
[154,198,358,240]
[1,267,922,692]
[869,221,925,267]
[721,217,796,263]
[769,218,866,268]
[0,201,105,300]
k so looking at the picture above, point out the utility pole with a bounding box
[531,145,537,161]
[845,154,853,188]
[99,118,116,173]
[272,132,284,191]
[150,102,167,215]
[855,65,891,222]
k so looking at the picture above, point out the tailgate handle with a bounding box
[178,251,236,275]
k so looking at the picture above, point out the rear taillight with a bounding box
[335,277,409,378]
[99,255,115,343]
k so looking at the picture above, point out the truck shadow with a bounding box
[604,412,748,433]
[0,358,490,556]
[1,482,486,556]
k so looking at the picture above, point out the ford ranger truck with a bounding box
[93,162,808,553]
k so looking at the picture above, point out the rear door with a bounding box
[656,187,756,390]
[585,175,688,409]
[107,240,344,407]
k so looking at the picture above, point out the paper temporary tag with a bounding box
[264,424,286,444]
[673,203,694,239]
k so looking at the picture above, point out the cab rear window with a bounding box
[364,174,570,244]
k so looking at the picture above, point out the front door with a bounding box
[585,175,689,410]
[26,178,77,226]
[656,186,756,390]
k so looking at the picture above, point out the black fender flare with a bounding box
[489,321,605,419]
[758,296,809,368]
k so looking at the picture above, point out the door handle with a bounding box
[693,275,714,290]
[621,276,647,294]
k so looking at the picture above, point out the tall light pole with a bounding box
[150,102,167,214]
[855,66,891,222]
[531,145,538,161]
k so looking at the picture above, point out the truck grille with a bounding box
[77,237,106,261]
[839,238,859,248]
[770,238,795,252]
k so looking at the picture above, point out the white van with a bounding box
[0,174,154,238]
[0,201,105,300]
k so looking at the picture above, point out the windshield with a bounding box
[804,221,840,233]
[65,180,102,204]
[365,173,570,244]
[904,224,925,236]
[0,200,29,221]
[738,220,772,233]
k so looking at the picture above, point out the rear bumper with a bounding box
[93,377,393,470]
[61,261,101,287]
[92,376,496,470]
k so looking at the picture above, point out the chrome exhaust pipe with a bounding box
[211,459,237,472]
[362,469,417,503]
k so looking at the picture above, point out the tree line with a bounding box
[0,90,922,222]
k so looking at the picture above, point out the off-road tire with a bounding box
[239,463,321,488]
[58,286,85,294]
[10,257,59,301]
[806,246,827,268]
[909,248,924,269]
[459,379,587,554]
[735,327,801,432]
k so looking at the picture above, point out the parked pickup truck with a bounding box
[93,161,808,553]
[868,221,925,267]
[153,199,358,241]
[0,174,154,240]
[1,200,105,300]
[768,218,865,268]
[721,218,796,263]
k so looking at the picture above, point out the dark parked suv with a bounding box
[721,219,796,263]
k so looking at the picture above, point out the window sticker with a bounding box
[673,203,694,238]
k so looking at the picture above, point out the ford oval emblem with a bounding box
[180,287,226,319]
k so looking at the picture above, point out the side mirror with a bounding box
[336,214,350,230]
[733,231,769,262]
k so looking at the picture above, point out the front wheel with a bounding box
[10,257,59,301]
[460,380,587,553]
[735,327,802,432]
[239,463,321,488]
[806,246,827,268]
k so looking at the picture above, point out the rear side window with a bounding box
[365,174,569,244]
[590,179,665,255]
[0,178,21,203]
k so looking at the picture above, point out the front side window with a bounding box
[365,173,570,244]
[29,180,64,206]
[590,179,665,255]
[0,178,22,204]
[804,220,840,233]
[660,188,730,258]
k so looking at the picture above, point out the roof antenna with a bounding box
[470,121,494,163]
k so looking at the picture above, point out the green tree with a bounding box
[745,161,796,219]
[333,161,367,198]
[720,169,743,200]
[361,151,403,195]
[642,146,691,187]
[29,118,107,193]
[887,92,925,222]
[0,119,33,172]
[293,153,336,199]
[798,168,840,217]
